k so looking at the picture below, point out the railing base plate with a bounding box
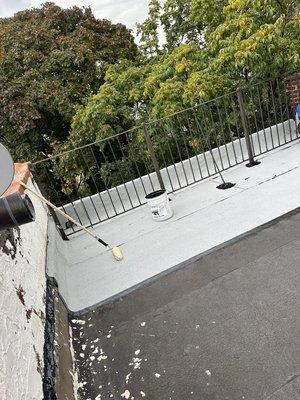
[217,182,236,190]
[246,160,261,168]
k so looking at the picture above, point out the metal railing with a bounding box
[33,75,299,236]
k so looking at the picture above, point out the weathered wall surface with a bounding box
[0,177,48,400]
[287,71,300,111]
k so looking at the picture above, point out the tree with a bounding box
[69,42,203,146]
[0,2,137,161]
[206,0,300,82]
[0,75,40,160]
[58,0,299,197]
[137,0,161,57]
[161,0,204,50]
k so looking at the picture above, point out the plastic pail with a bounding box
[145,190,173,221]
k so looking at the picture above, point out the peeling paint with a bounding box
[16,285,26,306]
[0,228,19,259]
[33,345,43,376]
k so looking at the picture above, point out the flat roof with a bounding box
[48,138,300,312]
[70,208,300,400]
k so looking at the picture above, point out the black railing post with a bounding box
[142,122,165,191]
[237,89,260,167]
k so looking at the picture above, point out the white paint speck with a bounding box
[121,390,130,399]
[129,357,142,370]
[205,370,211,377]
[97,348,107,362]
[71,319,86,325]
[135,349,140,355]
[95,394,101,400]
[140,322,146,327]
[82,345,87,351]
[155,373,161,378]
[126,372,132,384]
[140,391,146,397]
[107,334,111,338]
[93,338,99,343]
[97,354,107,361]
[196,324,200,329]
[90,356,95,361]
[79,353,85,358]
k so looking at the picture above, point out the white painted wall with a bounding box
[0,178,48,400]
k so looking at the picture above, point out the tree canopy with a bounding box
[1,0,299,199]
[70,0,299,148]
[0,2,137,161]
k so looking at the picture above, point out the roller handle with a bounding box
[15,179,109,248]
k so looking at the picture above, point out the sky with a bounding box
[0,0,152,37]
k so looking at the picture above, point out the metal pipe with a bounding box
[142,122,165,191]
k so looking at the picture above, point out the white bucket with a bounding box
[145,190,173,221]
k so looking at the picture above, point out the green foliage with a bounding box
[137,0,161,57]
[2,0,299,202]
[73,0,299,148]
[207,0,300,80]
[0,2,137,161]
[62,0,299,198]
[161,0,204,49]
[69,42,204,147]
